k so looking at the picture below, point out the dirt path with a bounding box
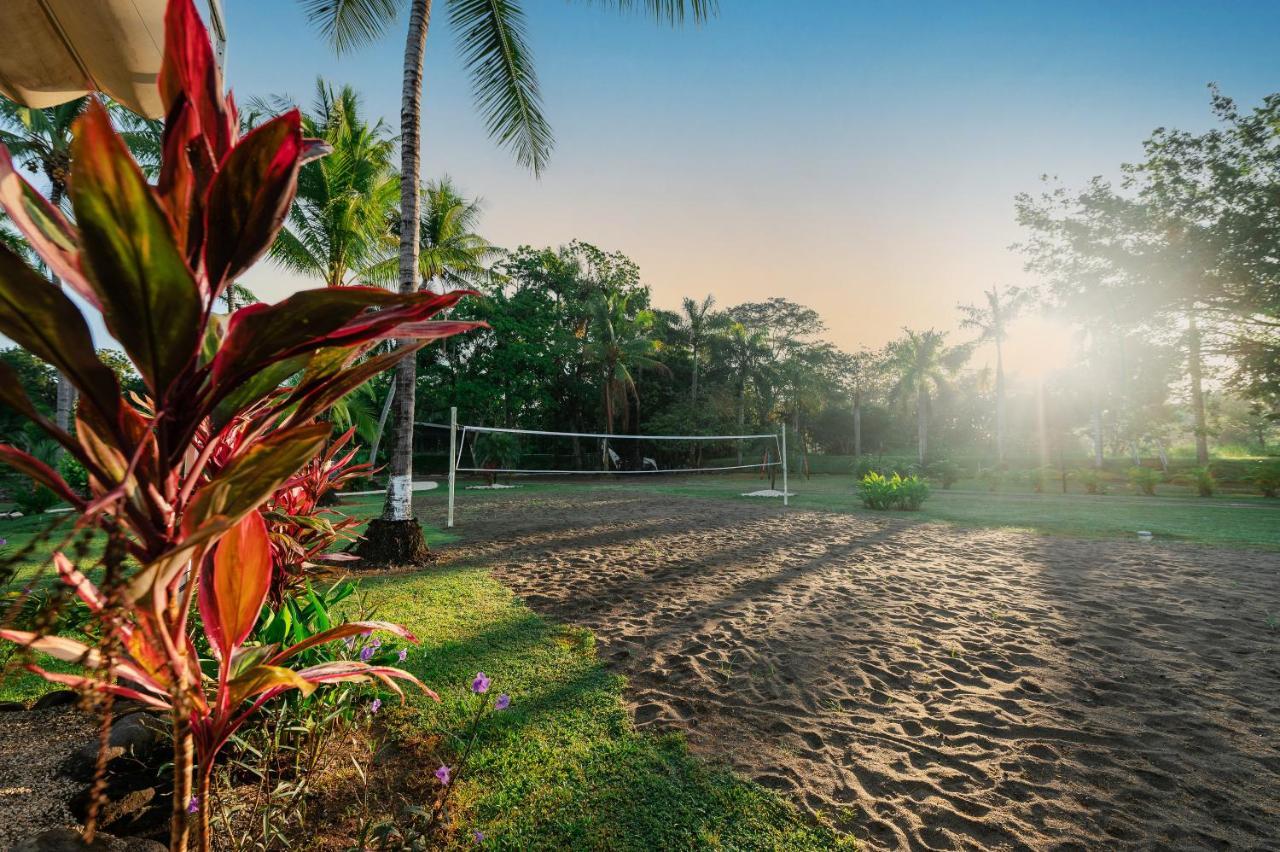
[438,489,1280,851]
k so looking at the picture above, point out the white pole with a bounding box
[781,426,789,506]
[447,406,457,528]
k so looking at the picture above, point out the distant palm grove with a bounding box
[2,81,1278,493]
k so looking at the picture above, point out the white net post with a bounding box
[781,426,789,506]
[447,406,457,528]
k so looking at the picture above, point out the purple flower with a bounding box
[471,672,490,694]
[369,637,382,650]
[398,648,408,663]
[0,537,8,547]
[472,830,485,845]
[360,645,375,662]
[494,694,510,711]
[187,796,199,814]
[370,698,382,714]
[343,636,357,650]
[435,765,451,785]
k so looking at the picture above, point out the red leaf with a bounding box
[0,445,84,509]
[0,147,96,308]
[200,510,271,661]
[159,0,232,163]
[203,112,303,296]
[69,101,202,400]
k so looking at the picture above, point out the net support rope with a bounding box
[431,409,790,527]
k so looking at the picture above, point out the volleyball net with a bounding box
[418,409,790,526]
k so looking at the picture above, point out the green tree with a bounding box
[583,289,668,435]
[269,80,399,287]
[718,320,769,464]
[302,0,713,560]
[887,329,969,464]
[958,285,1029,464]
[675,293,720,407]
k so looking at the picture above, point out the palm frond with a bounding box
[582,0,718,25]
[448,0,554,176]
[301,0,402,54]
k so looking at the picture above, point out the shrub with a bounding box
[859,472,930,511]
[1073,467,1107,495]
[923,459,960,489]
[980,467,1005,493]
[852,457,882,479]
[0,4,479,849]
[1179,466,1216,498]
[1127,466,1162,496]
[1253,462,1280,498]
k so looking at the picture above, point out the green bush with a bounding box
[923,459,960,489]
[1253,462,1280,498]
[979,467,1005,493]
[851,457,882,479]
[11,481,58,515]
[58,454,89,497]
[859,472,931,511]
[1072,467,1108,495]
[1179,466,1216,498]
[1127,466,1162,496]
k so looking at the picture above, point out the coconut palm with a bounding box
[365,178,499,467]
[269,81,399,287]
[302,0,715,560]
[958,285,1028,464]
[583,290,668,435]
[887,329,969,464]
[720,321,769,464]
[676,294,719,406]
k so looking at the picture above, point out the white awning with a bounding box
[0,0,226,119]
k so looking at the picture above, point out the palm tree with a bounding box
[583,290,667,436]
[303,0,714,559]
[887,329,968,464]
[269,81,399,287]
[721,321,769,464]
[958,285,1028,465]
[676,294,719,407]
[365,178,498,467]
[840,348,881,459]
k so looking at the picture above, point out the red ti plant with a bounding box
[0,1,477,849]
[262,426,372,603]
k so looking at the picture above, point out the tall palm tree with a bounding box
[721,320,769,464]
[270,81,399,287]
[583,290,667,435]
[958,285,1028,465]
[887,329,968,464]
[302,0,714,559]
[676,294,718,407]
[365,178,498,466]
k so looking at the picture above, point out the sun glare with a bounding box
[1002,315,1077,381]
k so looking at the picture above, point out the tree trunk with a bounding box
[368,382,396,471]
[852,387,862,458]
[736,382,746,466]
[365,0,433,565]
[994,337,1006,465]
[917,387,927,464]
[1187,311,1209,465]
[1091,396,1104,468]
[48,184,75,441]
[170,709,194,852]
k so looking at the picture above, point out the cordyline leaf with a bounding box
[24,667,171,710]
[370,319,488,342]
[294,661,436,701]
[0,147,96,307]
[53,552,105,611]
[227,664,315,708]
[210,287,470,395]
[283,342,425,427]
[0,245,122,431]
[267,620,418,666]
[156,94,205,268]
[211,353,309,428]
[159,0,233,163]
[0,446,84,509]
[0,363,87,461]
[204,111,303,296]
[185,422,331,535]
[200,511,271,662]
[70,100,202,400]
[0,629,101,666]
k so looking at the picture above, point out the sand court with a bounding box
[440,488,1280,850]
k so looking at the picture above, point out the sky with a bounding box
[220,1,1279,377]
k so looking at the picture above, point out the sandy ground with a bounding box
[442,489,1280,851]
[0,707,97,848]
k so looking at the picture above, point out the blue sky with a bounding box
[226,0,1280,366]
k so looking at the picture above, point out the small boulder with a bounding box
[63,713,165,781]
[0,700,26,711]
[9,828,165,852]
[69,784,157,831]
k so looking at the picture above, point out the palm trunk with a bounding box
[1187,311,1209,465]
[368,382,395,471]
[49,183,75,440]
[917,387,928,464]
[852,387,862,458]
[1091,396,1103,468]
[994,337,1006,464]
[380,0,432,524]
[736,381,746,465]
[690,343,699,406]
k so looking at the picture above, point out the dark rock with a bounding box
[63,713,165,781]
[9,828,165,852]
[69,785,156,830]
[0,700,26,711]
[32,690,80,709]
